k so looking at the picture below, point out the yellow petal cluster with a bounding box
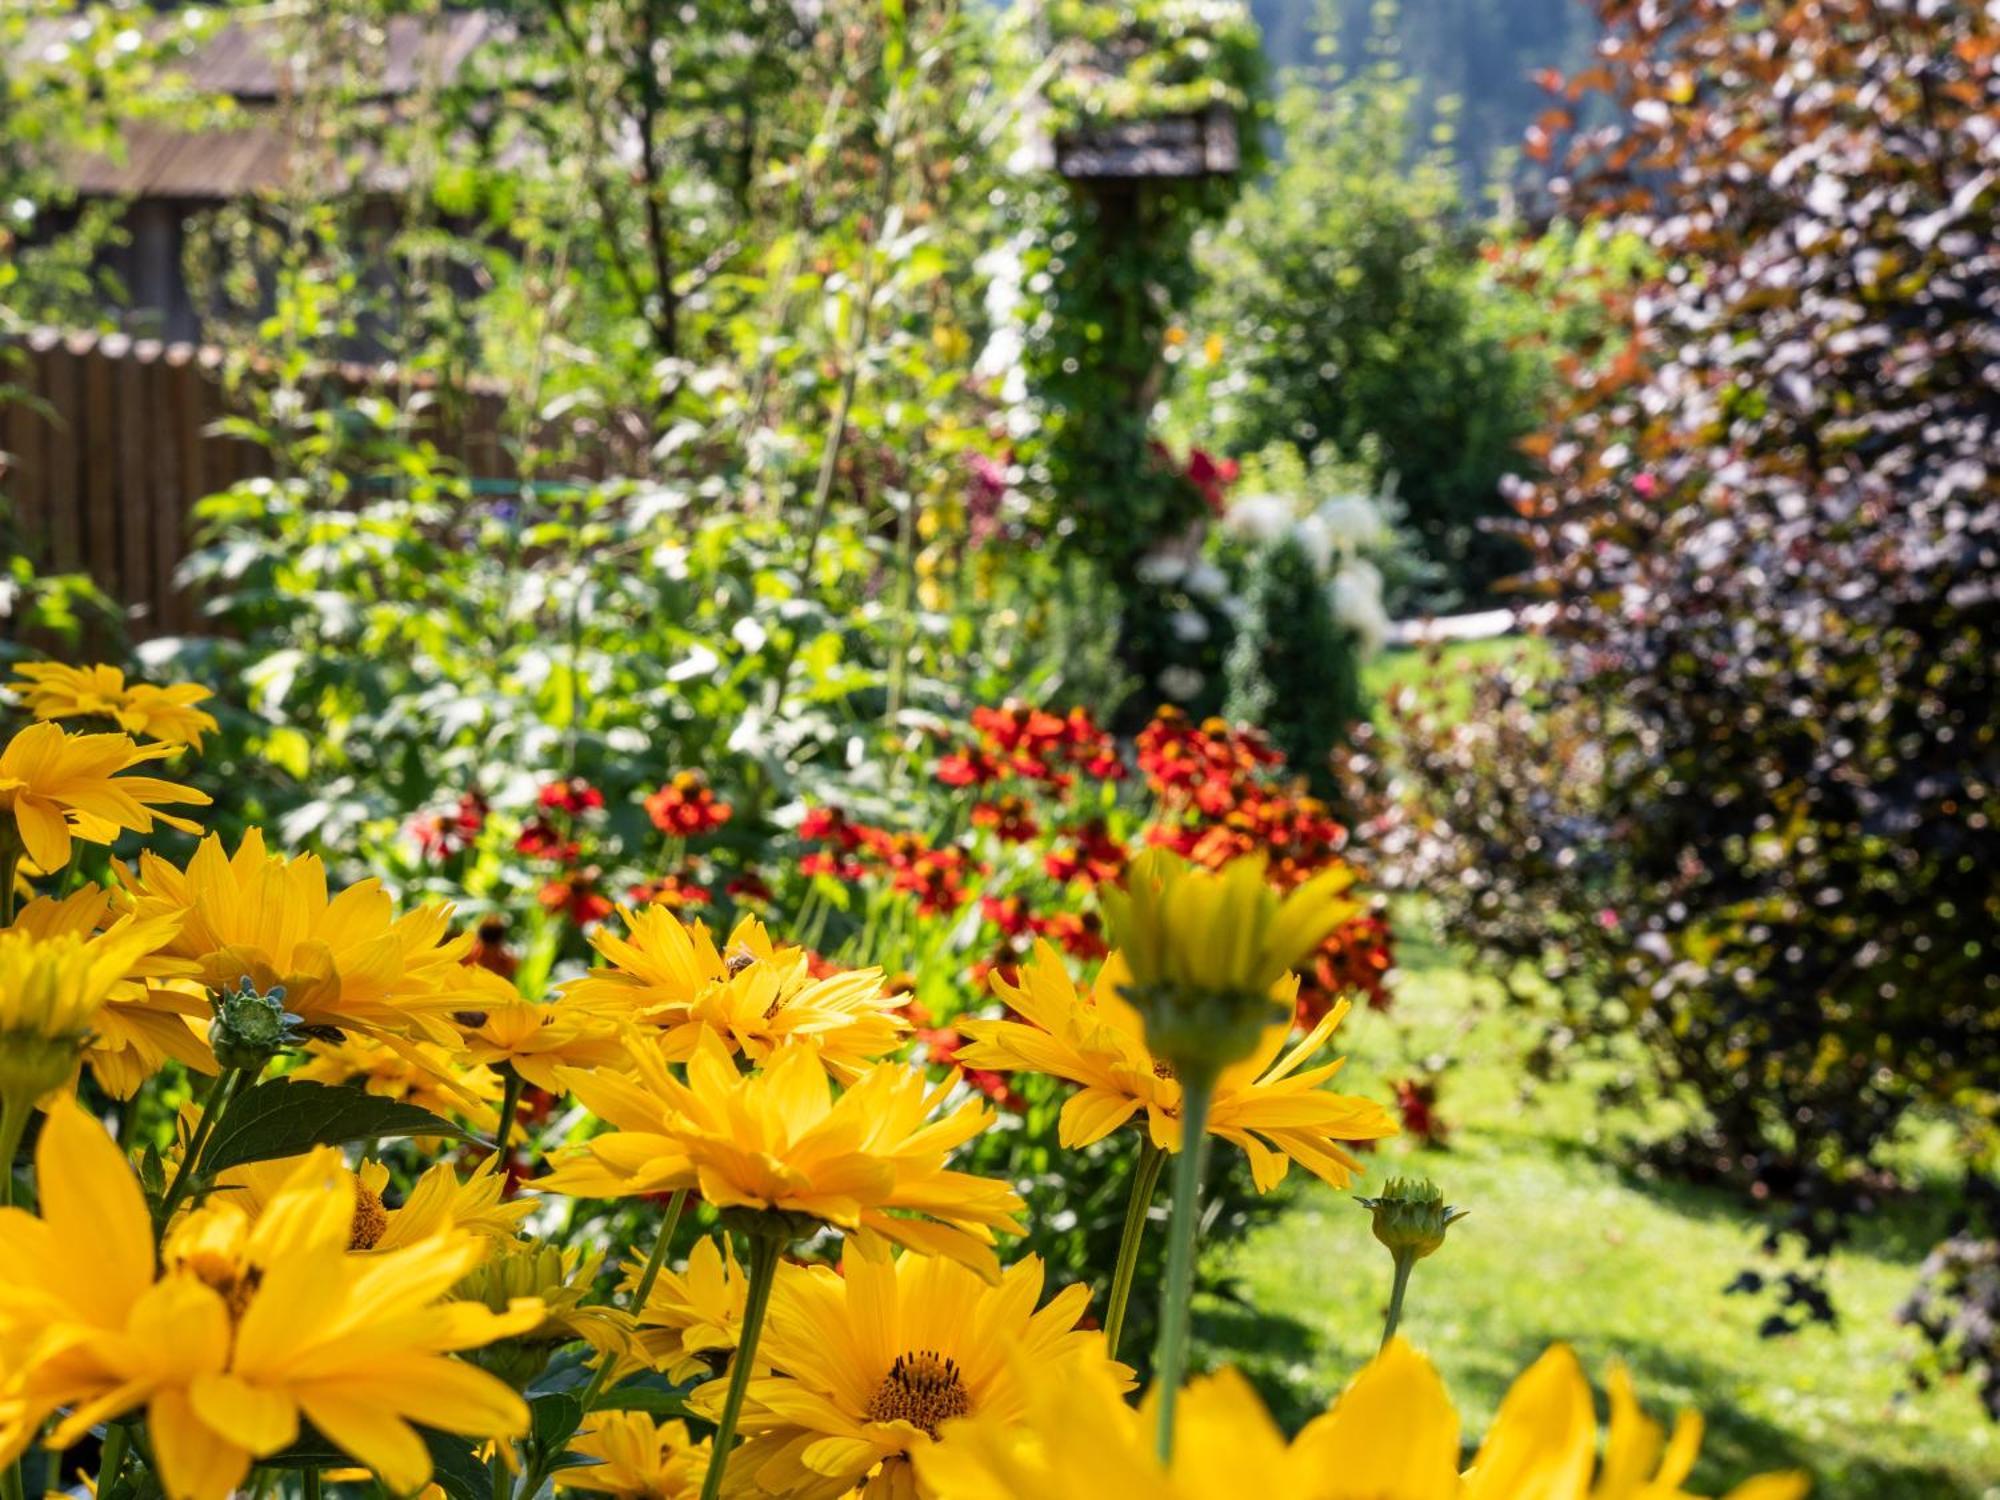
[960,941,1396,1190]
[723,1239,1118,1499]
[0,721,209,872]
[563,907,906,1081]
[539,1033,1022,1279]
[10,662,220,749]
[912,1337,1810,1500]
[0,1105,543,1500]
[557,1411,711,1500]
[123,829,490,1046]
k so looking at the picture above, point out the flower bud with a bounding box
[208,977,305,1071]
[1356,1176,1468,1262]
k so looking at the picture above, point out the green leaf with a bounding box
[203,1079,471,1173]
[592,1386,690,1418]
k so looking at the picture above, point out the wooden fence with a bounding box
[1,327,643,638]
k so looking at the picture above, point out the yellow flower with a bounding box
[0,906,185,1109]
[539,1034,1022,1279]
[124,829,488,1047]
[7,884,210,1098]
[459,990,628,1093]
[202,1153,530,1252]
[1099,851,1361,1074]
[10,662,220,749]
[911,1338,1811,1500]
[292,1035,505,1128]
[626,1235,748,1384]
[563,909,904,1081]
[959,942,1395,1191]
[454,1243,637,1385]
[0,1106,544,1500]
[723,1240,1117,1499]
[0,721,209,873]
[557,1411,711,1499]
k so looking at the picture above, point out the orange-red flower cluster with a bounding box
[626,871,712,910]
[643,770,732,836]
[408,790,487,862]
[935,703,1122,794]
[1042,817,1127,888]
[797,808,983,916]
[538,866,613,926]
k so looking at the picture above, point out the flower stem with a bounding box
[1103,1138,1166,1361]
[0,1092,32,1210]
[97,1424,129,1490]
[0,848,19,926]
[579,1189,687,1411]
[303,1465,322,1500]
[1153,1073,1214,1464]
[697,1230,784,1500]
[157,1065,243,1225]
[494,1066,525,1161]
[1380,1251,1416,1351]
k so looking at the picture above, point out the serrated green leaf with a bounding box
[203,1079,470,1173]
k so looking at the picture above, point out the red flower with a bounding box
[1043,819,1127,887]
[514,818,579,864]
[463,915,517,980]
[538,868,613,926]
[1393,1077,1448,1147]
[935,746,1005,788]
[628,872,712,910]
[644,771,733,837]
[970,795,1040,844]
[537,777,604,815]
[726,870,775,903]
[1184,447,1240,515]
[980,895,1034,938]
[1033,910,1108,961]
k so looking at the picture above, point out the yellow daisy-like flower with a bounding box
[911,1338,1810,1500]
[123,829,489,1046]
[453,1243,638,1383]
[626,1235,749,1384]
[1102,849,1359,1002]
[200,1152,531,1252]
[8,884,211,1098]
[723,1240,1118,1499]
[0,720,209,873]
[292,1034,505,1128]
[0,905,186,1112]
[539,1034,1022,1280]
[458,989,628,1094]
[959,942,1396,1191]
[10,661,221,750]
[557,1411,712,1499]
[0,1107,544,1500]
[563,909,904,1081]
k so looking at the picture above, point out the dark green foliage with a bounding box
[1224,535,1363,788]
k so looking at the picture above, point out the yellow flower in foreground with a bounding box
[10,661,220,749]
[8,884,209,1097]
[564,908,904,1081]
[1101,849,1358,1002]
[960,942,1396,1190]
[557,1411,711,1499]
[125,829,487,1047]
[0,907,185,1108]
[0,1107,543,1500]
[540,1034,1022,1279]
[627,1234,749,1384]
[911,1338,1810,1500]
[0,721,209,872]
[724,1240,1117,1499]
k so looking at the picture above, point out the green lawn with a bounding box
[1207,916,1998,1499]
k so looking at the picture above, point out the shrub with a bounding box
[1365,0,2000,1329]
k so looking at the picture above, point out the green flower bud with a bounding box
[1356,1176,1468,1262]
[208,977,306,1071]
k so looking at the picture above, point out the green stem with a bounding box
[1102,1138,1166,1361]
[0,1457,19,1500]
[97,1424,130,1490]
[1152,1073,1214,1464]
[494,1066,526,1161]
[697,1231,783,1500]
[1380,1251,1416,1352]
[578,1189,687,1412]
[0,847,19,926]
[0,1092,32,1210]
[303,1465,322,1500]
[158,1066,242,1225]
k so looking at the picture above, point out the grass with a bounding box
[1362,633,1551,721]
[1205,913,1998,1499]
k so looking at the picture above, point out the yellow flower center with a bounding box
[349,1184,390,1250]
[866,1351,971,1438]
